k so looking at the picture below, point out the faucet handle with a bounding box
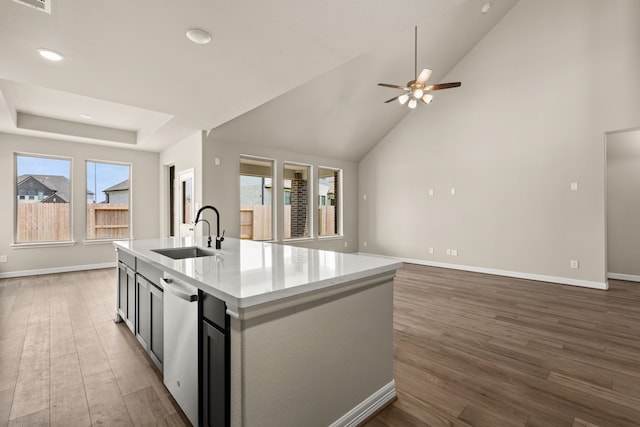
[217,230,225,242]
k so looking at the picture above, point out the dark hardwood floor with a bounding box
[1,265,639,426]
[367,264,640,427]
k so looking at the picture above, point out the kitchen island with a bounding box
[114,237,402,427]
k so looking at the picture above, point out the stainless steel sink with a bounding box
[151,246,220,260]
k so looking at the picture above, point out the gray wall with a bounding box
[0,132,160,275]
[358,0,640,286]
[606,129,640,279]
[202,135,358,253]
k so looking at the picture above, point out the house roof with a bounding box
[17,175,70,202]
[104,179,129,193]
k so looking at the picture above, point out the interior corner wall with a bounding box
[0,132,160,276]
[606,129,640,278]
[201,136,358,253]
[158,131,204,238]
[358,0,640,286]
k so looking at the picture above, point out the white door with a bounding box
[177,169,195,239]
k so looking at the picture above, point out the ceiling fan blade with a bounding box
[378,83,409,90]
[425,82,462,91]
[416,69,432,85]
[384,95,401,103]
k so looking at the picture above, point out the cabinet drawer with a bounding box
[137,260,162,286]
[117,250,136,270]
[201,292,226,329]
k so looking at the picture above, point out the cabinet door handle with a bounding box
[161,278,198,302]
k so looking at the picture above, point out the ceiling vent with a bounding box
[13,0,51,14]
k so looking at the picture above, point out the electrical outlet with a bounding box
[363,194,367,200]
[344,241,348,248]
[446,249,451,255]
[450,188,456,195]
[570,260,579,269]
[363,241,368,248]
[428,247,434,254]
[451,249,458,256]
[428,189,434,197]
[0,255,7,263]
[570,182,578,191]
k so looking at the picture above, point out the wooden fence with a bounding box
[15,203,130,242]
[240,205,335,240]
[16,203,70,242]
[87,204,130,239]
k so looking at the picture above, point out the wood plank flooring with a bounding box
[367,264,640,427]
[1,265,639,426]
[0,269,187,427]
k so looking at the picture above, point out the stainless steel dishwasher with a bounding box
[162,274,199,426]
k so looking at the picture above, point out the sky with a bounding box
[17,155,129,203]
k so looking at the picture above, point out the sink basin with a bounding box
[151,246,220,260]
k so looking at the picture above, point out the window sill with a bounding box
[283,237,315,243]
[83,238,133,246]
[11,241,77,249]
[317,235,343,241]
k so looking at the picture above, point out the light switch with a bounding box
[363,241,368,247]
[446,249,451,255]
[428,189,434,196]
[570,182,578,191]
[451,249,458,256]
[214,157,221,166]
[428,247,434,254]
[450,188,456,195]
[570,260,579,269]
[363,194,367,200]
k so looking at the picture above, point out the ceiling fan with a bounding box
[378,26,461,109]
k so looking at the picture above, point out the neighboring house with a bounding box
[87,189,95,203]
[17,175,69,203]
[103,179,129,204]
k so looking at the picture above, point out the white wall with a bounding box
[158,131,203,238]
[202,136,358,253]
[358,0,640,287]
[0,132,160,276]
[606,129,640,279]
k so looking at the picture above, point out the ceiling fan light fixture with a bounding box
[408,99,418,109]
[413,88,424,98]
[398,94,409,105]
[422,94,434,104]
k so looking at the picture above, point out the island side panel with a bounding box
[232,277,395,427]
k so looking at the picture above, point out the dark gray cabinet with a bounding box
[117,250,136,333]
[200,292,229,427]
[136,261,164,371]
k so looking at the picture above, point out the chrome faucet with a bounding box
[194,205,225,249]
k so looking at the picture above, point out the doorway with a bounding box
[605,127,640,282]
[177,169,195,239]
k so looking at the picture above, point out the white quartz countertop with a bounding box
[114,237,402,310]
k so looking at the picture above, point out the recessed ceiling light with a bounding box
[80,114,92,119]
[481,3,491,14]
[186,28,212,45]
[37,48,64,61]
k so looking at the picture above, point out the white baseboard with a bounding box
[0,262,116,279]
[358,253,608,290]
[330,380,396,427]
[607,272,640,283]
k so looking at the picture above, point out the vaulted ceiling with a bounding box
[0,0,518,160]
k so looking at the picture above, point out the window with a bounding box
[15,154,72,243]
[86,161,131,240]
[240,156,274,241]
[283,163,311,239]
[318,167,342,237]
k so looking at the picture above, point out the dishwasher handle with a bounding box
[161,277,198,302]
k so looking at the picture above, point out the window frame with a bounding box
[239,155,276,242]
[85,159,133,243]
[317,166,343,238]
[13,152,74,247]
[283,161,313,241]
